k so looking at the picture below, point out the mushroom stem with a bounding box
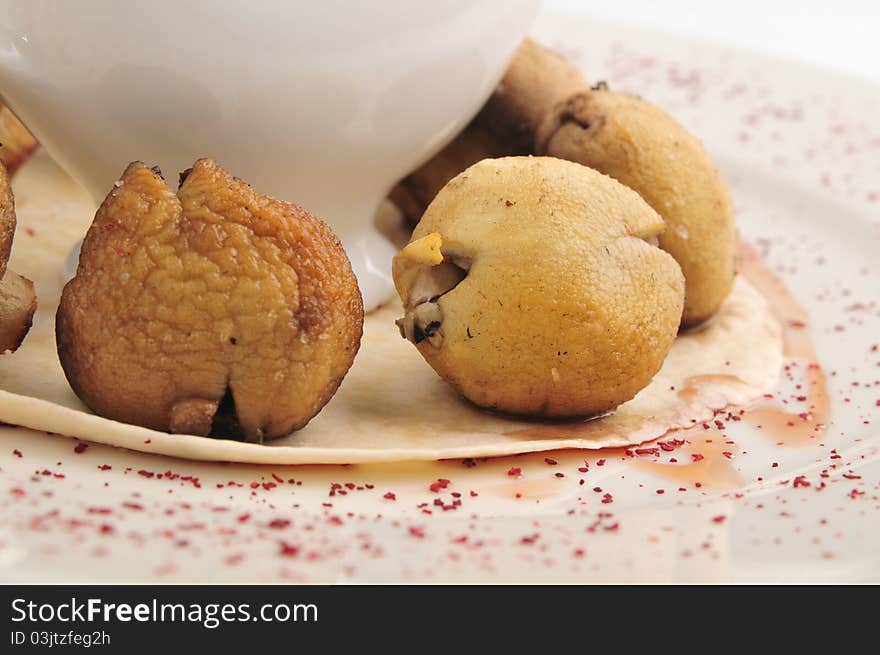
[392,233,469,347]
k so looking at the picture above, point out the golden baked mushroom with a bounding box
[57,159,363,442]
[0,159,36,353]
[393,156,685,418]
[536,86,737,326]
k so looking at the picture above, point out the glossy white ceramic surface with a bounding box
[0,0,540,309]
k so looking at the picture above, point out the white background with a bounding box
[543,0,879,83]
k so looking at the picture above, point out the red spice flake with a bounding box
[328,516,343,526]
[383,492,397,501]
[555,472,565,478]
[520,533,540,545]
[12,449,22,458]
[408,526,425,539]
[10,488,26,497]
[87,507,112,515]
[268,518,291,529]
[691,453,705,462]
[73,443,89,454]
[601,493,613,504]
[712,515,727,524]
[99,523,115,535]
[271,473,284,483]
[604,522,620,532]
[514,493,522,499]
[573,548,585,558]
[792,475,811,488]
[849,489,865,499]
[122,502,143,511]
[721,451,733,459]
[577,467,589,473]
[278,541,300,557]
[596,459,606,466]
[469,490,479,497]
[788,320,806,328]
[225,554,244,566]
[544,458,558,465]
[507,467,522,477]
[655,489,665,495]
[658,438,685,452]
[771,462,779,468]
[237,513,251,523]
[137,470,155,478]
[842,473,862,480]
[429,478,451,493]
[635,447,660,456]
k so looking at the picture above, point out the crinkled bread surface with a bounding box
[0,153,782,464]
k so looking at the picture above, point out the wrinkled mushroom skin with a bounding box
[537,89,737,326]
[57,159,363,442]
[0,160,36,353]
[394,157,685,418]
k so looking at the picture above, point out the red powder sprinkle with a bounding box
[544,458,558,465]
[573,548,585,558]
[596,459,606,466]
[520,533,539,545]
[122,502,143,511]
[792,476,811,488]
[73,443,89,454]
[635,447,660,456]
[429,478,451,493]
[12,449,22,458]
[515,493,522,499]
[268,518,291,529]
[278,541,300,557]
[507,467,522,477]
[601,493,613,504]
[383,492,397,500]
[469,491,478,497]
[237,513,251,523]
[691,453,705,462]
[722,451,733,459]
[87,507,112,515]
[99,524,115,535]
[577,467,589,473]
[137,470,154,478]
[849,489,865,499]
[408,526,425,539]
[712,515,727,524]
[842,473,862,480]
[655,489,665,495]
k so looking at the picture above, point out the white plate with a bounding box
[1,14,878,583]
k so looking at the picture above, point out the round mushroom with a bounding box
[56,159,363,442]
[393,156,685,418]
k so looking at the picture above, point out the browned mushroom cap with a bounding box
[0,160,36,353]
[536,88,737,326]
[0,103,39,177]
[56,159,364,442]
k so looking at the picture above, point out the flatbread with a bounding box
[0,153,782,464]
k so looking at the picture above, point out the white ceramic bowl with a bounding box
[0,0,539,309]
